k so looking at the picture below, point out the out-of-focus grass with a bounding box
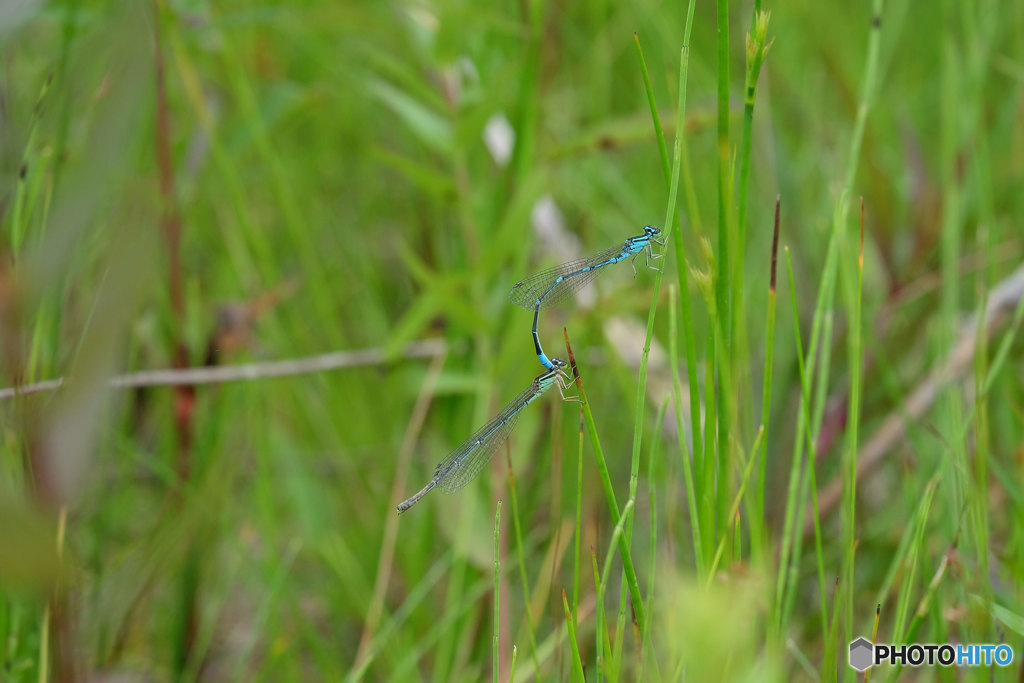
[0,0,1022,681]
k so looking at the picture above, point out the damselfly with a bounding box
[509,226,663,370]
[397,358,577,513]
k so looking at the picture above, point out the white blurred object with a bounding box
[0,0,41,38]
[403,3,439,43]
[457,56,480,89]
[530,195,571,253]
[604,317,667,371]
[483,113,515,167]
[604,317,698,446]
[441,57,479,106]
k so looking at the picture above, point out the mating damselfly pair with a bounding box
[397,225,664,513]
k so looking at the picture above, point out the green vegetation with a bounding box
[1,0,1023,680]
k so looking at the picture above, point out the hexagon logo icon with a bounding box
[849,637,874,672]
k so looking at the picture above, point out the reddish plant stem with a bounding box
[153,0,198,669]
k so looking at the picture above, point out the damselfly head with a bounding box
[644,225,661,237]
[549,357,567,369]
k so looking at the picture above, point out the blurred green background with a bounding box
[1,0,1023,680]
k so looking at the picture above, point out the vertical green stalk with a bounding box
[641,399,668,679]
[38,512,66,683]
[824,577,841,679]
[714,1,733,556]
[864,605,880,683]
[733,16,773,541]
[965,0,998,630]
[670,285,704,575]
[630,34,693,536]
[756,198,780,555]
[509,0,544,186]
[615,31,690,667]
[11,77,53,257]
[774,296,839,638]
[772,437,803,639]
[705,428,763,582]
[597,500,635,682]
[840,1,885,201]
[611,579,626,683]
[935,8,971,652]
[563,331,646,636]
[590,549,607,679]
[733,511,741,564]
[956,1,999,644]
[701,322,718,565]
[738,23,763,254]
[840,201,865,676]
[971,279,993,632]
[784,250,829,637]
[562,590,585,683]
[572,406,584,632]
[493,501,502,683]
[50,0,79,198]
[715,0,732,354]
[825,0,883,662]
[634,10,703,545]
[780,298,837,633]
[775,207,839,635]
[885,479,940,683]
[506,463,539,674]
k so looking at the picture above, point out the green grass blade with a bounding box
[562,590,585,683]
[563,331,647,636]
[494,501,502,683]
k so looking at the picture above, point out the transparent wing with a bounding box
[508,244,631,310]
[432,379,548,494]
